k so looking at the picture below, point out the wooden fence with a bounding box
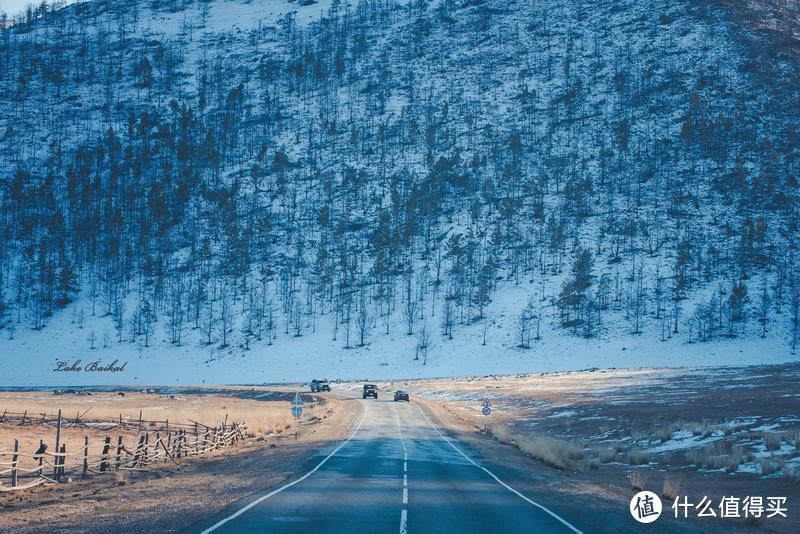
[0,409,249,492]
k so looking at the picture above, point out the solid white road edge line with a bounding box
[199,402,369,533]
[412,402,583,534]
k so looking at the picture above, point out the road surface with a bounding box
[188,396,582,533]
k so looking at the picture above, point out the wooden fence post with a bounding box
[133,435,145,467]
[35,440,46,476]
[58,444,66,479]
[138,410,143,431]
[115,436,123,470]
[82,436,88,479]
[54,409,62,480]
[11,439,18,488]
[100,436,111,471]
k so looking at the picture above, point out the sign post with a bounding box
[292,392,303,440]
[481,398,491,432]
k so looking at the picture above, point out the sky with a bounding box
[1,0,81,17]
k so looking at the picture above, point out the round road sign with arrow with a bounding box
[292,392,304,418]
[481,397,492,416]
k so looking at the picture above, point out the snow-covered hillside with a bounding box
[4,279,797,386]
[0,0,798,385]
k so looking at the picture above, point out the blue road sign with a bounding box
[482,406,491,416]
[291,405,303,418]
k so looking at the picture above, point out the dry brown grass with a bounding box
[629,469,649,490]
[488,423,513,444]
[113,469,129,486]
[725,448,744,473]
[515,432,585,471]
[655,424,676,443]
[0,391,335,436]
[662,475,682,500]
[764,432,783,451]
[596,447,617,463]
[759,457,784,476]
[626,447,650,465]
[488,423,585,471]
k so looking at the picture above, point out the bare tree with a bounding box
[404,295,417,335]
[356,290,370,347]
[416,320,432,365]
[441,296,454,339]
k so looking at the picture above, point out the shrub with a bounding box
[489,423,513,444]
[629,470,649,490]
[515,432,584,471]
[759,457,784,476]
[597,447,616,463]
[656,424,675,443]
[781,465,798,482]
[662,475,682,500]
[627,447,650,465]
[764,432,782,452]
[725,448,743,473]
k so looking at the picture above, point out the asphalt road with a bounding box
[188,396,582,534]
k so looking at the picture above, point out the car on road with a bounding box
[362,384,378,399]
[393,390,410,402]
[310,379,331,392]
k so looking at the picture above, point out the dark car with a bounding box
[310,379,331,392]
[393,390,410,402]
[362,384,378,399]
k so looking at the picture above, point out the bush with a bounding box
[597,447,616,463]
[662,475,682,500]
[489,423,513,444]
[764,432,782,452]
[629,470,649,490]
[759,457,784,476]
[627,447,651,465]
[656,424,675,443]
[515,432,585,471]
[725,448,743,473]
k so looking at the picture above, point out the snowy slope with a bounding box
[1,0,799,386]
[4,280,796,386]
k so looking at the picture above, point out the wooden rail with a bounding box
[0,409,212,433]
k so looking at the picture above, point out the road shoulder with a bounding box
[413,398,694,534]
[0,394,362,533]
